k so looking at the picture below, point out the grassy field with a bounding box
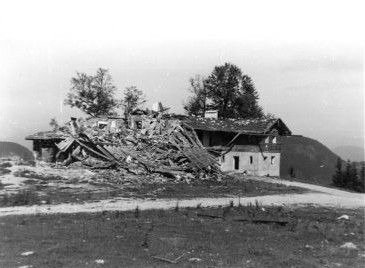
[0,205,363,267]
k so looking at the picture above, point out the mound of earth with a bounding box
[280,136,340,186]
[0,141,34,160]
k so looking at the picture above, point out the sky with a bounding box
[0,0,364,150]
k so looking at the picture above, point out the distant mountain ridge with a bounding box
[280,136,341,186]
[332,145,364,162]
[0,141,34,160]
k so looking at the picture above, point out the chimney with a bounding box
[70,117,79,135]
[151,102,163,112]
[204,109,218,119]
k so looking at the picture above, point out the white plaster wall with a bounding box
[220,151,280,176]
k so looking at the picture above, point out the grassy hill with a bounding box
[279,136,340,186]
[0,141,34,160]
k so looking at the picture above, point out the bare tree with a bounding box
[183,75,208,116]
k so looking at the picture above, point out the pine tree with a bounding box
[359,164,365,192]
[345,161,357,190]
[332,158,344,187]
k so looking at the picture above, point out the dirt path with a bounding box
[0,177,364,217]
[248,176,365,197]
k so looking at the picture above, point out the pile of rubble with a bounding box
[55,114,222,182]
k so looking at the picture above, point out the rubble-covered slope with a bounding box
[56,116,222,182]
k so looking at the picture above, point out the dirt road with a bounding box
[0,177,364,217]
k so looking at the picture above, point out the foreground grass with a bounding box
[0,205,363,267]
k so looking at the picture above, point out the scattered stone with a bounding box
[189,257,202,263]
[337,215,349,220]
[21,251,34,256]
[305,244,314,250]
[340,242,357,249]
[95,259,105,264]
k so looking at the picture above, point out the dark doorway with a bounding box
[234,156,239,170]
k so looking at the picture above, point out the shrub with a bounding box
[174,202,179,212]
[288,166,295,178]
[134,206,140,218]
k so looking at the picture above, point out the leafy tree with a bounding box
[64,68,118,117]
[122,86,146,118]
[184,75,208,116]
[185,63,263,119]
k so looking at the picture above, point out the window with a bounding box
[234,156,239,170]
[209,134,213,146]
[135,120,142,129]
[264,136,270,143]
[271,156,275,164]
[272,137,277,144]
[250,156,253,164]
[98,121,108,129]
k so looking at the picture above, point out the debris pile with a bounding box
[54,115,222,182]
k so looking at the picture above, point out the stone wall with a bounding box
[220,150,280,176]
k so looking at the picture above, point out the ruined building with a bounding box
[26,110,291,177]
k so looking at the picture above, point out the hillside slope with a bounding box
[279,136,340,186]
[332,145,364,162]
[0,141,34,160]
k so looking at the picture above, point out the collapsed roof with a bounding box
[183,117,291,135]
[25,115,292,141]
